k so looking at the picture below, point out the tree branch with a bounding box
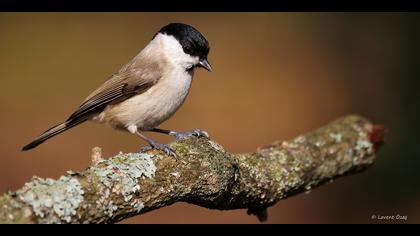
[0,115,385,223]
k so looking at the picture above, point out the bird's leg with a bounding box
[150,128,209,140]
[136,130,177,158]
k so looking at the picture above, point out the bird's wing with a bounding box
[66,62,161,122]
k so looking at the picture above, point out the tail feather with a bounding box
[22,119,85,151]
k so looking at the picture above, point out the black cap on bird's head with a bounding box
[157,23,212,71]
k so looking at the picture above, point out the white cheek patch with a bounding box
[156,33,199,68]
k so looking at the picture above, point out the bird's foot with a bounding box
[169,129,209,140]
[141,142,177,159]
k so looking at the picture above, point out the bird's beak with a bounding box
[199,58,212,72]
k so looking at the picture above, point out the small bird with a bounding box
[22,23,212,157]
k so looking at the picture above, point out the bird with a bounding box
[21,23,212,157]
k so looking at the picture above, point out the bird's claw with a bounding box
[141,143,177,159]
[171,129,209,140]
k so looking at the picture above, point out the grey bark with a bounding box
[0,115,385,223]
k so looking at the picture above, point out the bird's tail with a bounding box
[21,119,86,151]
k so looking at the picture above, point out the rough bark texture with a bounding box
[0,115,385,224]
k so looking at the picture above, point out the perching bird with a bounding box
[22,23,212,157]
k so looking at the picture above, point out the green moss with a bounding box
[171,142,191,156]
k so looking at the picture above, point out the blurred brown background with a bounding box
[0,13,419,224]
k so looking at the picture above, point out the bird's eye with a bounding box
[184,47,192,54]
[183,41,194,55]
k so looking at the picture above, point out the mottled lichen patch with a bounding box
[89,152,156,217]
[355,139,373,154]
[235,143,311,206]
[272,151,309,198]
[0,194,33,223]
[91,147,104,165]
[352,131,374,167]
[16,176,84,223]
[290,135,306,148]
[208,140,225,152]
[131,199,144,213]
[329,133,342,143]
[238,115,377,207]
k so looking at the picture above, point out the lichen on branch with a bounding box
[0,115,385,224]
